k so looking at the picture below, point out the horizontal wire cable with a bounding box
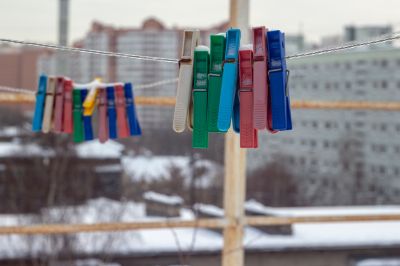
[286,31,400,60]
[0,38,179,64]
[1,31,400,63]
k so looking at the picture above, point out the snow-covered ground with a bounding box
[0,198,399,259]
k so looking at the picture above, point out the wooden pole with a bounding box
[222,1,249,266]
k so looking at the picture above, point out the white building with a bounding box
[249,47,400,203]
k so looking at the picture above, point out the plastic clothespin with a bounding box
[217,28,241,132]
[192,45,210,149]
[252,27,268,130]
[232,81,240,133]
[62,79,73,134]
[207,33,226,133]
[72,89,84,142]
[115,84,130,138]
[97,88,109,143]
[42,77,56,133]
[32,75,47,132]
[53,77,65,133]
[124,83,142,136]
[267,30,292,131]
[83,81,99,117]
[106,86,118,139]
[173,30,200,133]
[239,46,258,148]
[81,89,94,140]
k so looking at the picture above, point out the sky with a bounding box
[1,0,400,44]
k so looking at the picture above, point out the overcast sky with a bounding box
[1,0,400,44]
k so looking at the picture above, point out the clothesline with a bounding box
[1,31,399,63]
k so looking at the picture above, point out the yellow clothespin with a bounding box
[83,77,101,116]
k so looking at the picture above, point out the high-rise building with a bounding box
[248,44,400,202]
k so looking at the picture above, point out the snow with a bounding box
[193,203,224,217]
[95,164,122,173]
[0,141,54,157]
[122,156,188,182]
[357,258,400,266]
[0,126,20,137]
[75,140,124,158]
[245,199,400,217]
[122,156,221,187]
[0,199,399,259]
[143,191,183,206]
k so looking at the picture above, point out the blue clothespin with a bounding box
[124,83,142,136]
[267,30,292,131]
[217,28,241,132]
[81,89,94,141]
[232,86,240,133]
[106,86,118,139]
[32,75,47,132]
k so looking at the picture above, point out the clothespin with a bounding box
[72,89,84,142]
[81,89,94,140]
[232,83,240,133]
[53,77,65,133]
[42,77,56,133]
[207,33,226,132]
[239,46,258,148]
[97,88,109,143]
[115,84,130,138]
[124,83,142,136]
[106,86,118,139]
[192,45,210,149]
[267,30,292,130]
[83,80,100,117]
[252,27,268,130]
[173,30,200,133]
[217,28,241,132]
[32,75,47,132]
[62,79,73,134]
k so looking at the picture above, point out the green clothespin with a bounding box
[192,46,210,148]
[72,89,84,143]
[208,33,226,132]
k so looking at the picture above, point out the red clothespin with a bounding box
[53,77,65,133]
[97,88,109,143]
[239,46,258,148]
[115,84,129,138]
[252,27,268,130]
[63,79,73,134]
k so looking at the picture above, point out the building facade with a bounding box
[249,46,400,204]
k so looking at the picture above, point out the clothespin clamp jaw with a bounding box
[217,28,241,132]
[62,79,73,134]
[252,26,269,130]
[106,86,118,139]
[32,75,48,132]
[123,83,142,136]
[72,88,84,142]
[207,33,226,133]
[267,30,292,131]
[42,77,57,133]
[173,30,200,133]
[192,45,210,149]
[83,78,101,117]
[115,84,130,138]
[239,46,258,148]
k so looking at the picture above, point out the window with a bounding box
[381,80,388,89]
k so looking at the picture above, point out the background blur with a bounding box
[0,1,400,266]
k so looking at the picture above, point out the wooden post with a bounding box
[222,1,249,266]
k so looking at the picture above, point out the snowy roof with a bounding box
[357,259,400,266]
[75,140,124,158]
[0,141,54,157]
[245,199,400,217]
[193,203,224,217]
[0,199,400,259]
[122,156,221,188]
[143,191,183,206]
